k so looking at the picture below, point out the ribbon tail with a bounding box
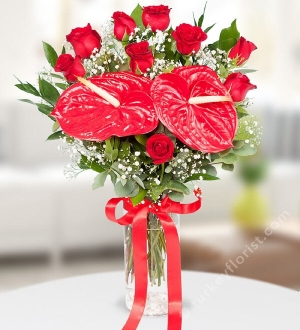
[158,213,182,330]
[122,208,149,330]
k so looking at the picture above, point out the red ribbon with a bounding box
[105,195,201,330]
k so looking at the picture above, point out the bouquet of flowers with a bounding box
[16,3,260,329]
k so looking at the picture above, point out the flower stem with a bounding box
[160,163,165,183]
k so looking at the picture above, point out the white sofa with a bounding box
[1,162,299,261]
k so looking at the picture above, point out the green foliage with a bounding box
[219,20,240,51]
[168,191,184,202]
[131,188,147,206]
[47,131,64,141]
[130,4,144,30]
[80,154,106,173]
[15,78,40,97]
[38,76,60,106]
[197,2,207,27]
[222,163,234,171]
[42,42,58,67]
[93,171,109,190]
[115,180,137,197]
[105,138,119,162]
[209,19,240,51]
[185,173,219,182]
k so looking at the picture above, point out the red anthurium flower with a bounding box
[112,11,137,41]
[151,66,237,153]
[224,72,257,102]
[146,134,174,164]
[54,54,85,83]
[228,36,257,66]
[66,23,101,59]
[142,5,171,32]
[172,23,207,55]
[125,41,154,73]
[51,72,158,140]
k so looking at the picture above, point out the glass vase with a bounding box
[124,212,180,316]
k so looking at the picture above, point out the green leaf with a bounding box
[193,12,197,26]
[215,153,239,164]
[208,40,219,51]
[131,188,147,206]
[42,41,58,67]
[221,163,234,171]
[52,120,60,132]
[36,103,54,116]
[218,148,232,157]
[19,99,35,105]
[119,139,131,158]
[235,105,249,119]
[218,64,229,78]
[130,4,144,30]
[232,68,257,74]
[233,140,245,149]
[19,100,55,120]
[109,171,118,185]
[198,2,207,27]
[15,77,40,97]
[165,180,190,195]
[61,45,66,54]
[55,83,68,90]
[92,171,109,190]
[233,144,257,156]
[168,191,184,202]
[133,176,145,189]
[134,134,147,146]
[51,73,65,80]
[38,76,60,106]
[219,19,240,52]
[114,180,136,197]
[128,185,140,197]
[185,173,219,182]
[47,131,64,141]
[201,165,218,176]
[104,139,118,161]
[204,23,216,33]
[81,154,106,173]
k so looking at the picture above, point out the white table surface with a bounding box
[0,271,299,330]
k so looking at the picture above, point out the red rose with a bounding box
[125,41,154,74]
[146,134,174,164]
[54,54,85,82]
[224,72,256,102]
[54,54,74,73]
[228,36,257,66]
[142,5,171,32]
[172,23,207,55]
[66,23,101,59]
[112,11,137,41]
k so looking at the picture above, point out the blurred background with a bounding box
[0,0,300,292]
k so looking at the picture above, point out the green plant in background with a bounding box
[232,155,270,230]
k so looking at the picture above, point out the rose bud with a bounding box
[142,5,171,32]
[224,72,257,102]
[146,134,174,164]
[112,11,137,41]
[125,41,154,74]
[172,23,207,55]
[54,54,85,83]
[54,54,74,73]
[66,23,101,59]
[228,36,257,66]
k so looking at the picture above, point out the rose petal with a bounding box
[151,66,237,153]
[51,72,158,140]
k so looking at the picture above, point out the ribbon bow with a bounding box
[105,195,201,330]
